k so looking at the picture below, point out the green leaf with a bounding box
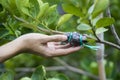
[92,0,109,18]
[55,74,69,80]
[62,3,83,17]
[43,5,58,25]
[0,70,14,80]
[16,0,44,18]
[87,34,97,40]
[88,4,95,15]
[47,74,69,80]
[20,23,38,31]
[31,65,46,80]
[95,27,108,34]
[0,0,14,14]
[0,8,6,19]
[7,0,19,15]
[0,0,9,9]
[47,5,57,15]
[96,17,115,28]
[20,77,31,80]
[29,0,40,18]
[37,0,43,6]
[0,0,18,15]
[15,0,31,17]
[37,3,49,19]
[57,14,72,27]
[47,78,60,80]
[91,16,101,26]
[77,23,92,31]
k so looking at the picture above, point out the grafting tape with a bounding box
[67,32,100,50]
[79,34,83,46]
[79,34,100,50]
[68,32,73,42]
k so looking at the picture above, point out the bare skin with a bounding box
[0,33,81,62]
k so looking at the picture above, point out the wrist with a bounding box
[14,37,26,54]
[0,38,25,62]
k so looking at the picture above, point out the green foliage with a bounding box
[77,23,91,31]
[57,14,73,28]
[20,77,31,80]
[92,0,109,18]
[0,70,14,80]
[62,3,83,17]
[47,74,69,80]
[96,17,115,28]
[31,65,46,80]
[37,3,49,19]
[44,5,57,25]
[95,27,108,34]
[0,0,113,37]
[15,0,30,16]
[0,65,69,80]
[0,0,120,80]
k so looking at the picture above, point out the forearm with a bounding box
[0,39,24,62]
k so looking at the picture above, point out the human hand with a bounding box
[0,33,81,62]
[18,33,81,57]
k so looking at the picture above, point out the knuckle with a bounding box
[56,35,66,41]
[57,37,62,41]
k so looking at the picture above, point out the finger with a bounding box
[47,42,70,50]
[42,35,67,43]
[55,43,71,49]
[48,42,61,45]
[53,42,61,45]
[53,46,81,56]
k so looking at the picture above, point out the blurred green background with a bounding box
[0,0,120,80]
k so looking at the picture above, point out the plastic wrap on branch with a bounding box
[63,32,100,50]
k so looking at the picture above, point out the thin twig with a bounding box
[13,15,29,24]
[85,34,120,50]
[14,15,64,34]
[54,58,99,80]
[0,65,98,79]
[37,26,64,34]
[0,66,66,72]
[89,19,101,41]
[106,7,120,45]
[92,28,101,41]
[97,40,120,50]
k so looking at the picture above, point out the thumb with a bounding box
[43,35,67,43]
